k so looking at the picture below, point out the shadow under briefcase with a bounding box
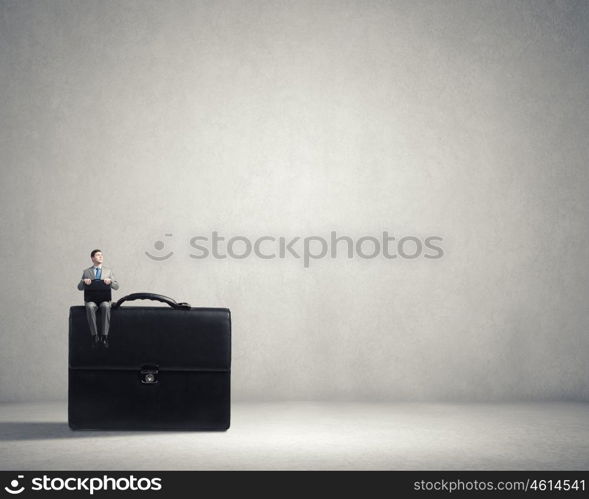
[68,293,231,431]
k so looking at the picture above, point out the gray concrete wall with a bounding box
[1,0,588,402]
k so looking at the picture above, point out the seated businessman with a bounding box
[77,249,119,348]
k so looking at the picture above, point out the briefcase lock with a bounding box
[140,366,159,385]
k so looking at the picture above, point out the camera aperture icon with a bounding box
[145,234,174,261]
[5,475,25,494]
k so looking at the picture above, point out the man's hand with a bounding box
[83,279,92,285]
[103,278,112,285]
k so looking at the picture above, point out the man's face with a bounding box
[91,252,104,266]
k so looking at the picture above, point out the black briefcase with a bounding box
[68,293,231,431]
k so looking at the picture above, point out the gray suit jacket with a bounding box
[77,267,120,291]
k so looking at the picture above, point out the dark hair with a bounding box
[91,249,102,258]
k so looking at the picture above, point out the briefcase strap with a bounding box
[112,293,191,310]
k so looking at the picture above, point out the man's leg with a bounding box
[85,301,99,337]
[99,301,111,337]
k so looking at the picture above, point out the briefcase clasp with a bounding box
[140,365,159,385]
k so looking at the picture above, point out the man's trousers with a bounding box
[84,301,111,337]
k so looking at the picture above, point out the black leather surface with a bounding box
[68,305,231,430]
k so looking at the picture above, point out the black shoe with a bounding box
[91,335,100,349]
[101,335,109,349]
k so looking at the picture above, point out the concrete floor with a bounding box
[1,401,588,470]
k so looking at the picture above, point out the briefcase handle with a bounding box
[112,293,191,310]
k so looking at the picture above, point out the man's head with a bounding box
[91,249,103,266]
